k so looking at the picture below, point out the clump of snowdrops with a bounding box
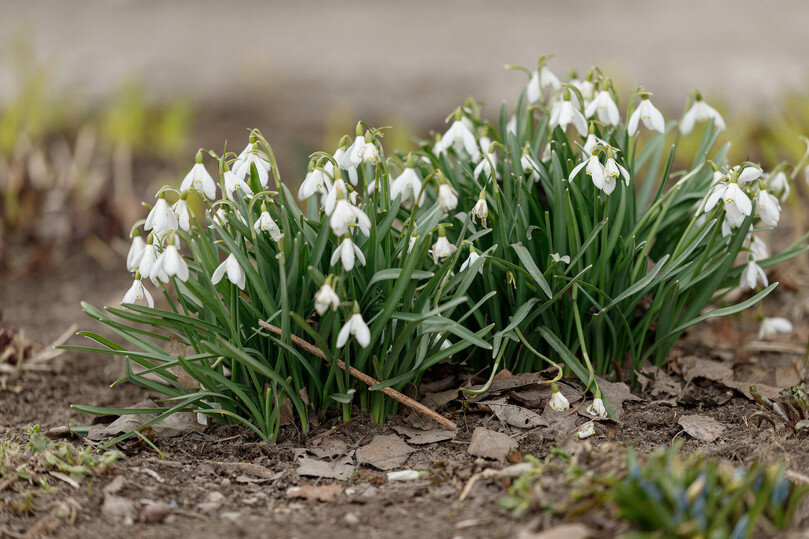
[67,58,809,439]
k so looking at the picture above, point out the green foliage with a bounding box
[606,444,808,537]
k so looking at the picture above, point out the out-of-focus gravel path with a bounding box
[3,0,808,124]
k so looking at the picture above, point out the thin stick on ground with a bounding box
[258,321,457,431]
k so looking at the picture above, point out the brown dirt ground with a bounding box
[2,251,809,538]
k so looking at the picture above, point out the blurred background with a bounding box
[2,0,809,341]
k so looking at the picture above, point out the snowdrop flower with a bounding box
[233,140,271,188]
[211,253,246,290]
[431,230,457,264]
[331,146,359,186]
[298,167,332,201]
[582,131,607,156]
[756,188,780,227]
[126,235,146,272]
[585,90,620,125]
[253,210,283,242]
[437,183,459,213]
[144,196,178,236]
[705,182,752,227]
[575,421,596,439]
[602,156,630,195]
[459,249,482,274]
[569,155,606,191]
[152,243,189,283]
[314,279,340,316]
[767,171,790,201]
[330,236,366,271]
[587,397,608,418]
[628,96,665,136]
[435,119,480,161]
[736,166,763,185]
[551,253,570,264]
[749,234,769,260]
[347,135,380,167]
[505,116,517,135]
[570,78,595,105]
[474,137,498,178]
[526,65,561,103]
[224,170,254,199]
[390,168,424,207]
[758,317,793,339]
[330,196,371,237]
[549,95,588,136]
[680,94,725,135]
[336,304,371,348]
[180,153,217,200]
[521,148,541,178]
[172,198,190,231]
[549,383,570,411]
[138,243,166,285]
[740,258,768,290]
[122,278,154,308]
[471,196,489,227]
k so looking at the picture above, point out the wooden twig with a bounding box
[258,321,457,431]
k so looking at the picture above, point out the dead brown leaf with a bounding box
[296,456,354,481]
[392,425,456,445]
[479,398,547,429]
[678,414,725,442]
[467,427,517,462]
[356,435,415,470]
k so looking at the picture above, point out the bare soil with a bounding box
[2,252,809,537]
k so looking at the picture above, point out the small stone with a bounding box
[220,478,231,487]
[102,495,136,525]
[467,427,518,462]
[143,502,171,524]
[344,512,360,525]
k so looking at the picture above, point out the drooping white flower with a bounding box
[526,66,561,103]
[737,166,763,184]
[505,116,517,135]
[569,155,606,191]
[582,132,607,155]
[152,244,189,283]
[549,97,588,136]
[138,243,164,284]
[471,197,489,227]
[749,234,769,260]
[585,91,620,125]
[298,168,333,201]
[330,236,366,271]
[233,141,272,188]
[587,397,608,418]
[575,421,596,439]
[330,147,359,186]
[628,96,665,136]
[211,253,246,290]
[551,253,571,264]
[756,188,780,227]
[122,278,154,308]
[253,211,283,242]
[390,168,424,207]
[740,258,768,290]
[680,96,725,135]
[603,157,630,194]
[474,137,498,178]
[330,198,371,237]
[767,171,790,201]
[172,199,190,231]
[346,135,380,167]
[520,151,540,177]
[126,235,146,272]
[758,317,793,339]
[314,282,340,316]
[431,234,457,264]
[435,120,480,161]
[705,182,752,227]
[180,161,217,200]
[336,310,371,348]
[459,250,482,274]
[438,183,459,213]
[224,170,254,199]
[144,197,178,236]
[570,78,595,105]
[549,385,570,411]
